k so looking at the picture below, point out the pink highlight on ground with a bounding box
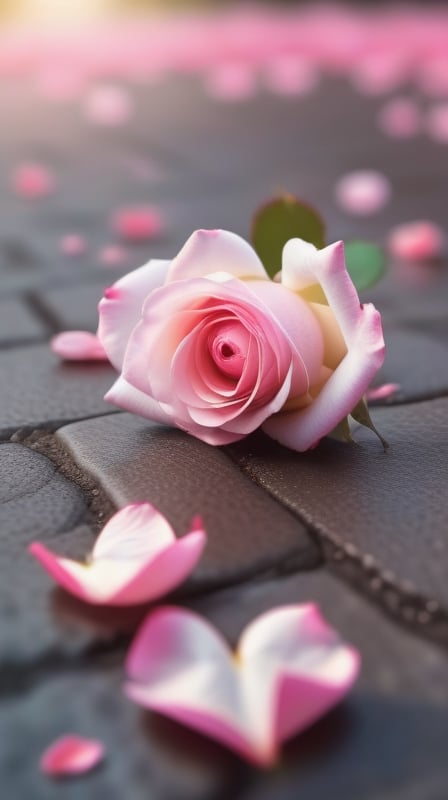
[426,103,448,143]
[204,64,257,101]
[351,55,409,96]
[84,85,133,126]
[263,57,319,96]
[60,234,86,257]
[335,170,391,216]
[40,735,105,777]
[377,98,421,139]
[12,163,54,199]
[98,245,127,266]
[366,383,400,401]
[51,331,109,361]
[388,220,445,261]
[113,206,164,242]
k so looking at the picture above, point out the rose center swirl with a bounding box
[208,320,250,379]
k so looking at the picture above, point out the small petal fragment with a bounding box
[335,170,391,216]
[40,735,105,777]
[29,503,206,606]
[113,206,164,242]
[12,163,54,199]
[51,331,109,361]
[125,604,359,766]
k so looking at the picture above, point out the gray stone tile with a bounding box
[0,344,117,439]
[0,297,48,346]
[0,443,95,664]
[226,398,448,616]
[57,413,320,590]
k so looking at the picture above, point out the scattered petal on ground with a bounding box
[366,383,400,401]
[84,85,133,126]
[12,163,55,199]
[204,64,257,101]
[335,170,391,215]
[426,103,448,143]
[29,503,206,605]
[125,604,359,766]
[388,220,445,261]
[40,735,105,777]
[263,57,319,96]
[51,331,109,361]
[98,245,127,266]
[60,234,87,256]
[113,206,164,242]
[377,98,421,139]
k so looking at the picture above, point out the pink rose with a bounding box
[98,229,385,452]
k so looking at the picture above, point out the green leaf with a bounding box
[350,397,389,451]
[344,240,386,292]
[251,194,326,279]
[327,415,355,444]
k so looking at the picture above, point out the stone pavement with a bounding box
[1,48,448,800]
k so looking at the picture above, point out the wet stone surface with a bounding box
[226,398,448,620]
[56,413,321,590]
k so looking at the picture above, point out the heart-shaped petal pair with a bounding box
[125,604,359,765]
[29,503,206,605]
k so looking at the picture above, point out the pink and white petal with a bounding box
[263,303,384,451]
[125,607,255,760]
[240,604,359,750]
[165,229,268,284]
[28,543,136,603]
[51,331,108,361]
[97,258,170,370]
[112,528,206,605]
[93,503,175,561]
[104,375,173,425]
[40,735,105,777]
[281,238,323,291]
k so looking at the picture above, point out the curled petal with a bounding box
[40,735,105,777]
[166,229,268,284]
[51,331,108,361]
[125,604,359,766]
[97,258,170,370]
[29,503,206,606]
[267,239,385,450]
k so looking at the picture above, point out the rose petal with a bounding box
[265,239,385,451]
[60,234,87,256]
[29,503,206,605]
[166,229,268,284]
[50,331,108,361]
[388,220,445,261]
[125,605,359,766]
[40,735,105,777]
[113,206,164,242]
[12,163,54,199]
[366,383,400,401]
[97,258,170,370]
[335,170,391,216]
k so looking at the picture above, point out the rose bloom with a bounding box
[98,230,385,452]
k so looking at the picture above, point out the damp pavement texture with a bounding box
[1,9,448,800]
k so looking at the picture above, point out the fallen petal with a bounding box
[366,383,400,401]
[388,221,445,261]
[51,331,109,361]
[335,170,391,216]
[40,734,105,777]
[29,503,206,606]
[377,98,421,139]
[125,604,359,765]
[60,234,87,256]
[84,85,133,126]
